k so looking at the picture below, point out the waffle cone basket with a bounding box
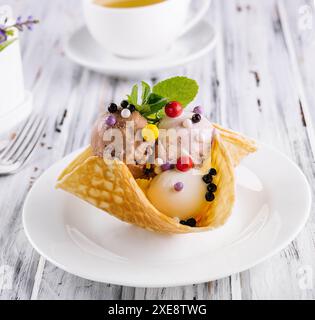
[56,125,256,234]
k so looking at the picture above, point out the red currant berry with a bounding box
[176,156,194,172]
[165,101,183,118]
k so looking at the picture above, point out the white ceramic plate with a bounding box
[65,20,217,78]
[23,144,311,287]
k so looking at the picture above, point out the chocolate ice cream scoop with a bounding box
[91,111,147,156]
[91,110,153,179]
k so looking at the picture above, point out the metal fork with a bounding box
[0,115,46,176]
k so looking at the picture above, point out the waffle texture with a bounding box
[56,126,257,233]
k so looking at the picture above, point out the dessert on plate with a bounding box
[57,77,257,233]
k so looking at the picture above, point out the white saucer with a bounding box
[65,21,217,78]
[0,91,33,136]
[23,143,311,287]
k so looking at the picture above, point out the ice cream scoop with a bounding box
[147,168,207,220]
[91,110,153,178]
[91,110,147,156]
[57,76,258,234]
[158,111,213,166]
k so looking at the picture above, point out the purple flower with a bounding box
[0,29,7,44]
[0,15,39,49]
[12,15,39,32]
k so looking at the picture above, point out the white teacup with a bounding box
[82,0,211,58]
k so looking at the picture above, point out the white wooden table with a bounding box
[1,0,315,300]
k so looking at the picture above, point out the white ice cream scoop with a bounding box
[158,112,213,166]
[147,168,207,220]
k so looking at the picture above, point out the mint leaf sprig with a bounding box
[127,77,199,123]
[127,81,168,123]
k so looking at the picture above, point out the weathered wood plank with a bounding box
[218,0,315,300]
[277,0,315,159]
[0,0,109,299]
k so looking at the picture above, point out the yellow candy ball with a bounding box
[142,124,159,142]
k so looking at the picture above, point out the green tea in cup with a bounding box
[95,0,166,8]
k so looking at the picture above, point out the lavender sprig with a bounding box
[0,15,39,45]
[13,15,39,32]
[0,28,7,44]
